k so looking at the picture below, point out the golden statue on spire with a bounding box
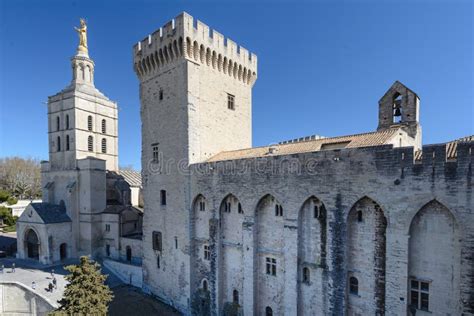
[74,18,88,54]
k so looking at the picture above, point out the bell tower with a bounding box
[47,19,118,171]
[377,81,422,150]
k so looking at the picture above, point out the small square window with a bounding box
[266,257,276,276]
[410,278,430,312]
[204,245,210,260]
[227,93,235,110]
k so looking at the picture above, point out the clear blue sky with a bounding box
[1,0,472,170]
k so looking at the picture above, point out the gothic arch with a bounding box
[218,194,244,311]
[24,227,41,260]
[407,200,461,315]
[255,194,285,315]
[297,196,327,316]
[346,196,387,316]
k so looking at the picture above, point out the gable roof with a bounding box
[207,128,403,162]
[29,203,72,224]
[118,170,142,187]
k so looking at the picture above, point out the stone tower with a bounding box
[47,39,118,172]
[377,81,422,150]
[133,12,257,311]
[42,21,118,258]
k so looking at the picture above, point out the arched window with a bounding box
[303,267,310,284]
[101,119,106,134]
[265,306,273,316]
[87,115,93,131]
[88,136,93,152]
[57,136,61,151]
[202,279,208,291]
[349,276,359,295]
[56,116,60,131]
[66,114,69,129]
[66,135,70,151]
[101,138,107,153]
[233,289,239,304]
[275,204,283,216]
[238,203,243,214]
[357,210,363,222]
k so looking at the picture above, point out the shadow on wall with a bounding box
[0,282,55,314]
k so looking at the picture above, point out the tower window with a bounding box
[265,306,273,316]
[393,93,403,123]
[157,255,160,269]
[101,138,107,153]
[66,135,70,151]
[204,245,210,260]
[66,114,69,129]
[314,205,320,218]
[106,244,110,256]
[152,144,159,163]
[357,210,363,222]
[174,236,178,249]
[266,257,277,276]
[238,203,243,214]
[105,224,110,232]
[302,267,310,284]
[349,276,359,295]
[410,279,430,311]
[88,136,93,152]
[227,93,235,110]
[56,116,60,131]
[199,200,205,211]
[275,204,283,217]
[159,89,163,100]
[102,119,106,134]
[57,136,61,152]
[87,115,93,131]
[233,290,239,304]
[152,231,162,251]
[160,190,167,205]
[202,279,208,291]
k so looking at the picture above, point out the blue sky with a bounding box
[1,0,472,170]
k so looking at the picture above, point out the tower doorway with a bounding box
[25,229,40,260]
[126,246,132,262]
[60,243,67,260]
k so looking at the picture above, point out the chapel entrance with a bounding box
[60,243,67,260]
[25,229,40,260]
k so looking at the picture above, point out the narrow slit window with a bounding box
[56,116,60,131]
[87,115,93,131]
[160,190,167,205]
[66,135,70,151]
[101,138,107,153]
[57,136,61,152]
[227,93,235,110]
[66,115,69,129]
[88,136,93,152]
[357,210,363,222]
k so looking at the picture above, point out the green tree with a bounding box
[0,206,15,226]
[52,256,114,315]
[0,190,10,203]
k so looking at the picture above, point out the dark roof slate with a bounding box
[30,203,72,223]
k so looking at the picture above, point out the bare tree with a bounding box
[0,157,41,199]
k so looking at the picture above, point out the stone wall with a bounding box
[0,282,55,315]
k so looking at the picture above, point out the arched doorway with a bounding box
[25,229,40,260]
[126,246,132,262]
[60,243,67,260]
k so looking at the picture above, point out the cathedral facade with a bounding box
[16,26,143,268]
[134,13,473,316]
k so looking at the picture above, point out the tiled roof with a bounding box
[102,205,143,215]
[415,135,473,161]
[118,170,142,187]
[30,203,72,224]
[207,128,402,162]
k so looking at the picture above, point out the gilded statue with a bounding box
[74,18,88,53]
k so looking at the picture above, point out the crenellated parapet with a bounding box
[133,12,257,85]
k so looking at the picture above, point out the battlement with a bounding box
[133,12,257,85]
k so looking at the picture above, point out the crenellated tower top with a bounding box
[132,12,257,85]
